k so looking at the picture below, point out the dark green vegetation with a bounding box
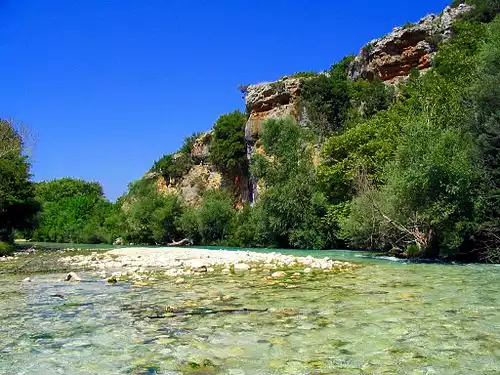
[32,178,118,244]
[3,1,500,262]
[0,120,39,255]
[452,0,500,22]
[209,110,247,174]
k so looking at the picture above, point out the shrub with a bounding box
[197,190,236,244]
[0,242,13,256]
[152,152,193,181]
[301,57,353,137]
[451,0,500,23]
[120,179,183,244]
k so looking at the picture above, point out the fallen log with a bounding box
[167,238,193,247]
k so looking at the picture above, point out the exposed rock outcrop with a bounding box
[150,4,471,206]
[155,133,249,206]
[349,4,472,82]
[244,78,304,202]
[191,132,212,162]
[244,78,303,146]
[155,163,223,206]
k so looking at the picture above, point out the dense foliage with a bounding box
[119,178,183,244]
[33,178,118,244]
[0,120,39,253]
[4,1,500,263]
[452,0,500,22]
[336,16,500,261]
[209,111,247,173]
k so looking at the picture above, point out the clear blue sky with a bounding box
[1,0,451,201]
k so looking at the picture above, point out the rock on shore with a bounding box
[60,247,359,281]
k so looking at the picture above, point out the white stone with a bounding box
[234,263,250,272]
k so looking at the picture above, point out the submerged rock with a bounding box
[65,272,81,282]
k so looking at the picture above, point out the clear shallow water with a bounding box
[1,253,499,374]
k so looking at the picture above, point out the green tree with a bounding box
[0,119,39,250]
[33,178,115,244]
[197,190,235,244]
[252,117,332,249]
[209,111,248,173]
[301,57,353,137]
[120,178,183,244]
[343,117,477,258]
[470,15,500,260]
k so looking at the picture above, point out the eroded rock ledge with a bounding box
[349,4,472,82]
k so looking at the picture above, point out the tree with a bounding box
[470,15,500,260]
[33,178,115,243]
[120,178,183,244]
[343,116,477,258]
[251,117,332,249]
[301,57,353,137]
[0,119,39,247]
[209,110,248,173]
[197,190,235,244]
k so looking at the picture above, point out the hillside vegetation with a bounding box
[2,0,500,262]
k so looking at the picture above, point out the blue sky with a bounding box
[1,0,451,200]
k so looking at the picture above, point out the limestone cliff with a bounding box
[244,78,305,202]
[348,4,471,82]
[244,78,303,147]
[155,132,249,207]
[152,4,470,206]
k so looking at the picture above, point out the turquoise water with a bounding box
[0,250,499,374]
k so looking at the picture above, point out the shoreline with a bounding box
[59,246,359,282]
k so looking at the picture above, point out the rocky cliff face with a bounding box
[154,4,470,206]
[244,78,304,202]
[244,78,303,147]
[155,132,249,207]
[349,4,472,82]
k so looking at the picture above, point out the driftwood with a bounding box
[167,238,193,247]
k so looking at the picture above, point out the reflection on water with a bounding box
[0,254,499,374]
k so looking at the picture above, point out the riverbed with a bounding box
[0,248,499,374]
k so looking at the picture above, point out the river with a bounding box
[0,248,499,374]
